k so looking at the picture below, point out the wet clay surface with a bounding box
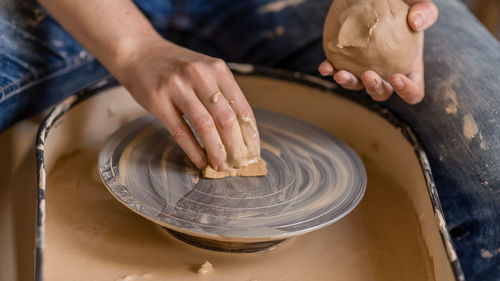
[45,144,434,281]
[99,112,365,244]
[323,0,419,80]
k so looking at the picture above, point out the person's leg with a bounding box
[176,0,500,280]
[152,0,330,74]
[383,1,500,279]
[0,0,111,132]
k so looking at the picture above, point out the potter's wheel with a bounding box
[98,110,366,252]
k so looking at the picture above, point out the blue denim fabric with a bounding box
[0,1,109,130]
[136,0,329,73]
[0,0,499,280]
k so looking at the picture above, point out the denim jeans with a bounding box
[0,0,499,280]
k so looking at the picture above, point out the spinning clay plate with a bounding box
[98,110,366,251]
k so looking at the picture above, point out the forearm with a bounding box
[39,0,164,73]
[39,0,260,171]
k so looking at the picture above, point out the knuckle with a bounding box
[162,74,182,89]
[217,110,237,129]
[211,58,229,72]
[183,61,204,74]
[171,127,188,142]
[193,114,214,129]
[239,107,254,119]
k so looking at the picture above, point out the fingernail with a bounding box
[412,12,427,31]
[245,123,258,139]
[213,163,224,171]
[240,116,258,139]
[393,78,404,90]
[197,157,207,169]
[335,76,347,84]
[219,162,228,171]
[321,70,332,76]
[365,79,376,88]
[320,63,333,76]
[374,81,384,95]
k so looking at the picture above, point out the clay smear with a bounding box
[210,92,221,103]
[463,113,479,141]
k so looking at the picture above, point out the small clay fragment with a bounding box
[323,0,419,80]
[210,92,221,103]
[198,261,214,275]
[202,158,267,179]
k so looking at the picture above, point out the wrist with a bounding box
[111,29,164,71]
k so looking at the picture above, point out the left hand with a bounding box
[319,0,439,104]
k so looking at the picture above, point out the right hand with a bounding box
[319,0,438,104]
[114,36,260,171]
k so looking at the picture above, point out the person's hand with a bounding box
[319,0,439,104]
[114,36,260,170]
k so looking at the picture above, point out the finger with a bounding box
[360,71,394,102]
[214,60,261,161]
[333,70,365,91]
[170,84,229,171]
[389,30,425,104]
[319,60,334,76]
[149,99,207,169]
[192,76,251,168]
[389,72,425,104]
[407,1,439,32]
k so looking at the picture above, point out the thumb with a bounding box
[408,1,439,32]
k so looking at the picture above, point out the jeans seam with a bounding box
[1,59,65,99]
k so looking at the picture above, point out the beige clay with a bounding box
[198,261,214,275]
[323,0,419,80]
[203,115,266,179]
[210,92,221,103]
[202,158,267,178]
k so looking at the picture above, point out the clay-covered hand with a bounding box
[115,36,260,170]
[319,0,439,104]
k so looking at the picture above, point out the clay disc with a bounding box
[98,110,366,244]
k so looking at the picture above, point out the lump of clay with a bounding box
[198,261,214,275]
[323,0,419,81]
[201,115,267,179]
[202,158,267,179]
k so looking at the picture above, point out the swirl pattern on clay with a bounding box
[98,110,366,242]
